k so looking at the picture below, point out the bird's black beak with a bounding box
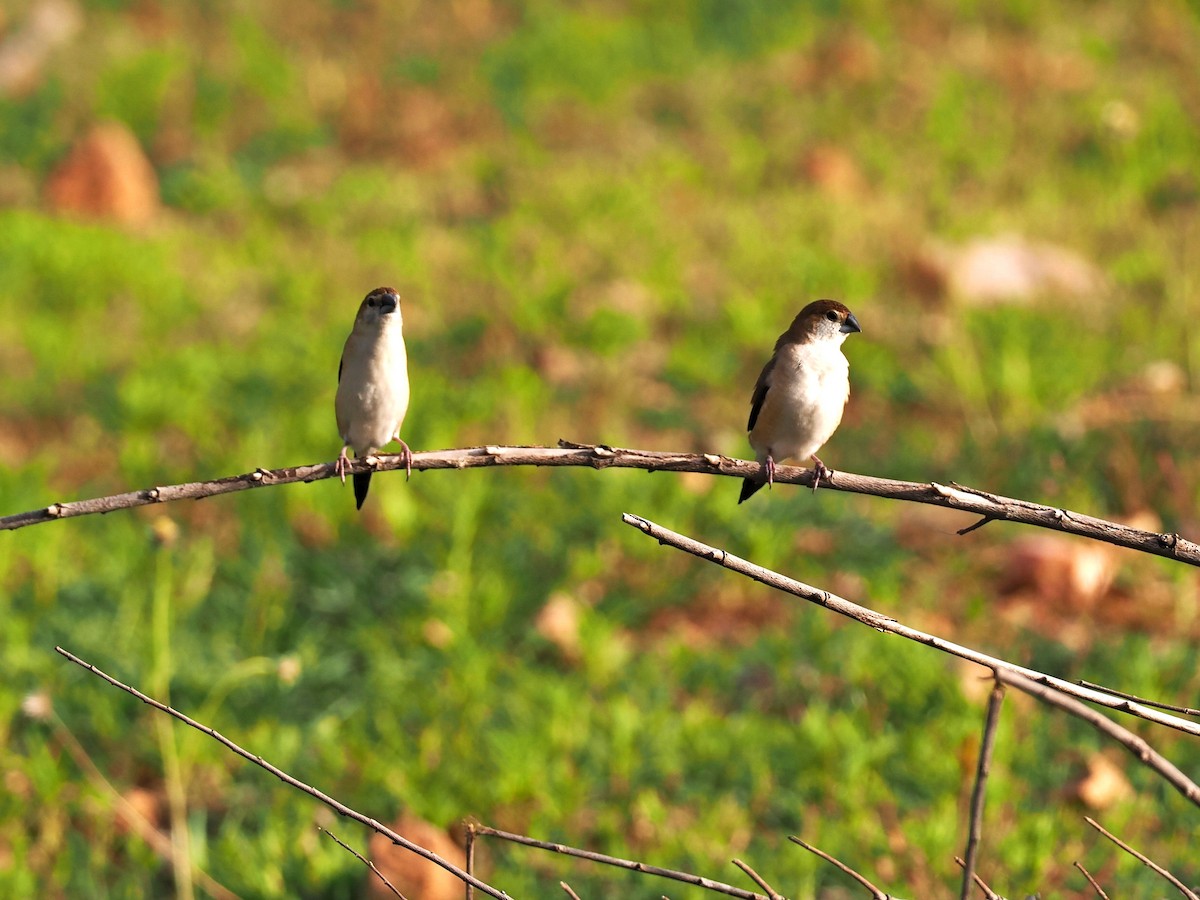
[841,313,862,334]
[379,293,398,314]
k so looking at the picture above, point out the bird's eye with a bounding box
[825,310,839,322]
[367,298,376,307]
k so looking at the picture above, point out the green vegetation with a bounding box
[2,0,1199,895]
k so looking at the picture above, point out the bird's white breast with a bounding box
[336,320,409,455]
[749,340,850,464]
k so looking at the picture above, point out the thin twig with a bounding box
[1084,817,1199,900]
[560,882,583,900]
[996,670,1200,809]
[621,514,1200,739]
[731,859,785,900]
[465,820,476,900]
[55,647,510,900]
[1079,680,1200,717]
[1073,860,1110,899]
[319,827,408,899]
[960,682,1005,900]
[472,823,768,899]
[787,835,888,899]
[953,856,1001,900]
[3,442,1197,569]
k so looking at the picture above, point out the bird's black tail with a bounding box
[353,470,372,510]
[738,478,765,504]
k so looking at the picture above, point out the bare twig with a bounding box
[731,859,785,900]
[55,647,510,900]
[1084,817,1199,900]
[996,670,1200,809]
[3,442,1197,569]
[471,823,768,899]
[787,835,889,899]
[319,827,408,899]
[621,514,1200,739]
[1079,680,1200,717]
[560,882,582,900]
[953,856,1001,900]
[465,820,476,900]
[1073,860,1110,899]
[960,682,1005,900]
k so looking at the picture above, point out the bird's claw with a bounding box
[810,455,832,492]
[335,448,351,484]
[398,439,413,481]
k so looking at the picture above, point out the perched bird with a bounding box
[738,299,862,504]
[335,286,412,509]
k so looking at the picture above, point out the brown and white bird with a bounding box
[738,299,862,504]
[335,286,412,510]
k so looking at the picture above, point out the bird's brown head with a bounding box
[356,287,401,325]
[781,299,862,347]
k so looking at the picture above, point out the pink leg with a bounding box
[810,454,833,492]
[335,445,351,484]
[397,439,413,481]
[765,454,776,489]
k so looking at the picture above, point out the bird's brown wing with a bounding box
[746,356,775,432]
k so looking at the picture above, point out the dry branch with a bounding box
[465,822,477,900]
[1079,680,1200,718]
[787,835,889,899]
[320,827,408,899]
[731,859,785,900]
[3,442,1197,569]
[960,683,1005,900]
[55,647,510,900]
[1073,860,1110,899]
[471,823,768,900]
[997,670,1200,809]
[1084,817,1199,900]
[953,856,1001,900]
[621,514,1200,739]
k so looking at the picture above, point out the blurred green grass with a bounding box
[2,0,1200,895]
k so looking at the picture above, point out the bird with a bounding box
[738,299,862,504]
[335,286,412,510]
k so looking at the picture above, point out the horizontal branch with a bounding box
[3,442,1197,570]
[622,514,1200,739]
[55,647,509,900]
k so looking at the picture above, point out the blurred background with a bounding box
[2,0,1199,896]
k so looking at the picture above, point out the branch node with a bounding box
[46,503,62,517]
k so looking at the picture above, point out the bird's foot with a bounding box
[335,447,351,484]
[764,455,776,490]
[398,439,413,481]
[810,455,833,492]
